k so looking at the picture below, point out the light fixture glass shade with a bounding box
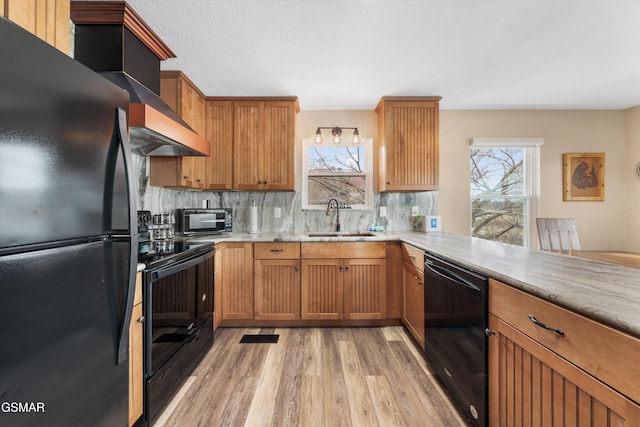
[314,127,323,143]
[352,128,361,143]
[331,127,342,144]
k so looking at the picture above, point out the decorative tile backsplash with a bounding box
[134,155,437,233]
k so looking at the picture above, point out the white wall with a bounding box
[439,109,636,250]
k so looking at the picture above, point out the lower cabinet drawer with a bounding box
[489,279,640,404]
[254,242,300,259]
[401,243,424,271]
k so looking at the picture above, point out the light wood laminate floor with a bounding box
[155,327,469,427]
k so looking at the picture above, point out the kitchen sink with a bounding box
[306,231,378,238]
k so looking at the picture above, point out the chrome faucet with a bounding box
[326,198,341,232]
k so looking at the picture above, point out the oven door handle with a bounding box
[424,260,482,297]
[151,248,214,280]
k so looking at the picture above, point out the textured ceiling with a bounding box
[122,0,640,110]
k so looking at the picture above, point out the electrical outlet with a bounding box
[274,207,281,218]
[412,206,419,216]
[379,206,387,217]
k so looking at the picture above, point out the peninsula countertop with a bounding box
[191,231,640,338]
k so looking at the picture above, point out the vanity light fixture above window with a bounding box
[314,126,360,144]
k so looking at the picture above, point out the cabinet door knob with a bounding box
[484,328,495,337]
[137,316,145,324]
[294,266,299,271]
[183,176,190,180]
[387,181,391,185]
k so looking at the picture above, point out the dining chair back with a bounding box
[536,218,581,252]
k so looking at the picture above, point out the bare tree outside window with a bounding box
[307,145,367,205]
[471,147,527,245]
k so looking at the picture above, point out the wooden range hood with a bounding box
[71,1,210,156]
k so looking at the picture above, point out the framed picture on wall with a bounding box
[563,152,605,201]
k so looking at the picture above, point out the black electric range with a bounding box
[135,211,215,427]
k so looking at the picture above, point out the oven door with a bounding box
[145,248,214,376]
[423,253,488,427]
[142,247,214,426]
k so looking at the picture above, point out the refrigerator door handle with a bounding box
[114,107,139,366]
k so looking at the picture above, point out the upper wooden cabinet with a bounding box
[152,96,298,191]
[232,98,299,191]
[150,71,207,190]
[1,0,70,54]
[376,96,441,192]
[204,100,234,190]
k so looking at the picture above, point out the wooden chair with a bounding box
[536,218,581,252]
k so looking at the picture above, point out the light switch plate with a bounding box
[274,207,281,218]
[379,206,387,217]
[412,206,419,216]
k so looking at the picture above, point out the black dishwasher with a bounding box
[424,252,488,427]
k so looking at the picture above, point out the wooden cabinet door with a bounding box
[128,272,143,426]
[128,302,143,426]
[3,0,70,53]
[488,314,640,427]
[233,101,264,190]
[205,100,233,190]
[219,242,253,320]
[402,261,424,348]
[254,259,301,320]
[262,101,295,190]
[151,71,206,189]
[377,97,440,192]
[344,258,386,319]
[181,82,206,188]
[301,259,344,320]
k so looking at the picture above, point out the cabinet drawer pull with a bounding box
[409,255,416,259]
[270,249,284,253]
[528,314,564,335]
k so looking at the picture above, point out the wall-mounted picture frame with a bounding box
[563,152,605,201]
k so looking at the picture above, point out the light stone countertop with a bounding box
[191,231,640,338]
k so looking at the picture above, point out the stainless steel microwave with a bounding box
[176,208,233,236]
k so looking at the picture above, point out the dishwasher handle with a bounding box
[424,259,482,297]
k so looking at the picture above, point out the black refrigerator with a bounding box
[0,17,138,427]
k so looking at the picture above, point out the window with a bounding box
[470,138,543,247]
[302,138,373,209]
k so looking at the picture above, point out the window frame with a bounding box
[302,137,374,210]
[470,138,543,247]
